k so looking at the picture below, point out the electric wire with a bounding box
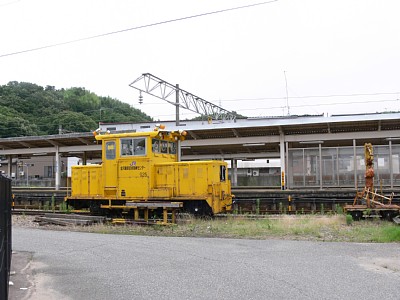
[217,92,400,102]
[0,0,21,7]
[0,0,278,58]
[147,98,400,118]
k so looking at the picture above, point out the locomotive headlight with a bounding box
[178,130,187,137]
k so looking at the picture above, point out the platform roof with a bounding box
[1,112,400,160]
[101,112,400,159]
[0,132,100,159]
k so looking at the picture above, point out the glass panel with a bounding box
[106,141,116,160]
[337,147,355,187]
[134,138,146,155]
[220,165,226,182]
[392,145,400,186]
[169,142,177,154]
[288,144,400,188]
[288,149,304,187]
[321,148,337,187]
[160,141,168,154]
[374,145,390,186]
[152,139,160,153]
[304,148,320,186]
[121,138,146,156]
[121,139,133,156]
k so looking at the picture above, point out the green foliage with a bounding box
[380,226,400,242]
[256,199,260,215]
[346,214,353,225]
[187,110,247,121]
[335,204,344,215]
[0,81,153,138]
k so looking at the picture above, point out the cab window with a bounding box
[160,141,168,154]
[169,142,177,154]
[121,138,146,156]
[220,165,226,182]
[152,139,177,155]
[152,139,160,153]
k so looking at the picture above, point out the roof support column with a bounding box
[177,140,181,162]
[353,139,357,189]
[319,143,322,190]
[279,129,285,190]
[55,146,60,190]
[82,151,87,165]
[389,140,393,189]
[285,141,289,189]
[231,159,238,187]
[6,155,12,179]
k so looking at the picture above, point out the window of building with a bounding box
[44,166,53,178]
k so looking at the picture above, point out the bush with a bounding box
[346,214,353,225]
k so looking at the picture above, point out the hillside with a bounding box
[0,81,152,138]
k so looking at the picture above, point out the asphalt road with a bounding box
[11,227,400,300]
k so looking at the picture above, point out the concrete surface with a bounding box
[10,227,400,300]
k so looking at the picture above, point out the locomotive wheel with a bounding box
[380,210,394,221]
[183,200,213,217]
[350,211,362,221]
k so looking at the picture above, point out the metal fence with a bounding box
[0,175,12,300]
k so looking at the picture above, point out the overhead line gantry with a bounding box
[129,73,236,124]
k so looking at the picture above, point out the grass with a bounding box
[75,214,400,243]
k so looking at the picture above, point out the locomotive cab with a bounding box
[99,129,182,200]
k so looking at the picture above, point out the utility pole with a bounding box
[176,84,180,126]
[284,71,290,116]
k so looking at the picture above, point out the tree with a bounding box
[0,81,153,138]
[44,111,98,134]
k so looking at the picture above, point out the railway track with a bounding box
[11,187,400,216]
[12,210,106,226]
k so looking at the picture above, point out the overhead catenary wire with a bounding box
[217,91,400,102]
[147,98,400,118]
[0,0,278,58]
[139,96,400,110]
[1,96,399,131]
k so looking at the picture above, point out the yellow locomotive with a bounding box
[66,125,233,217]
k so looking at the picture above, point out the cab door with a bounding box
[103,140,118,197]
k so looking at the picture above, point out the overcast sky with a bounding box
[1,0,399,121]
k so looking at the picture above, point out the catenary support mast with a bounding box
[129,73,236,122]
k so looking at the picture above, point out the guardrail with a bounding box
[0,175,12,300]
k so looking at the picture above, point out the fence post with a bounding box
[0,175,12,300]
